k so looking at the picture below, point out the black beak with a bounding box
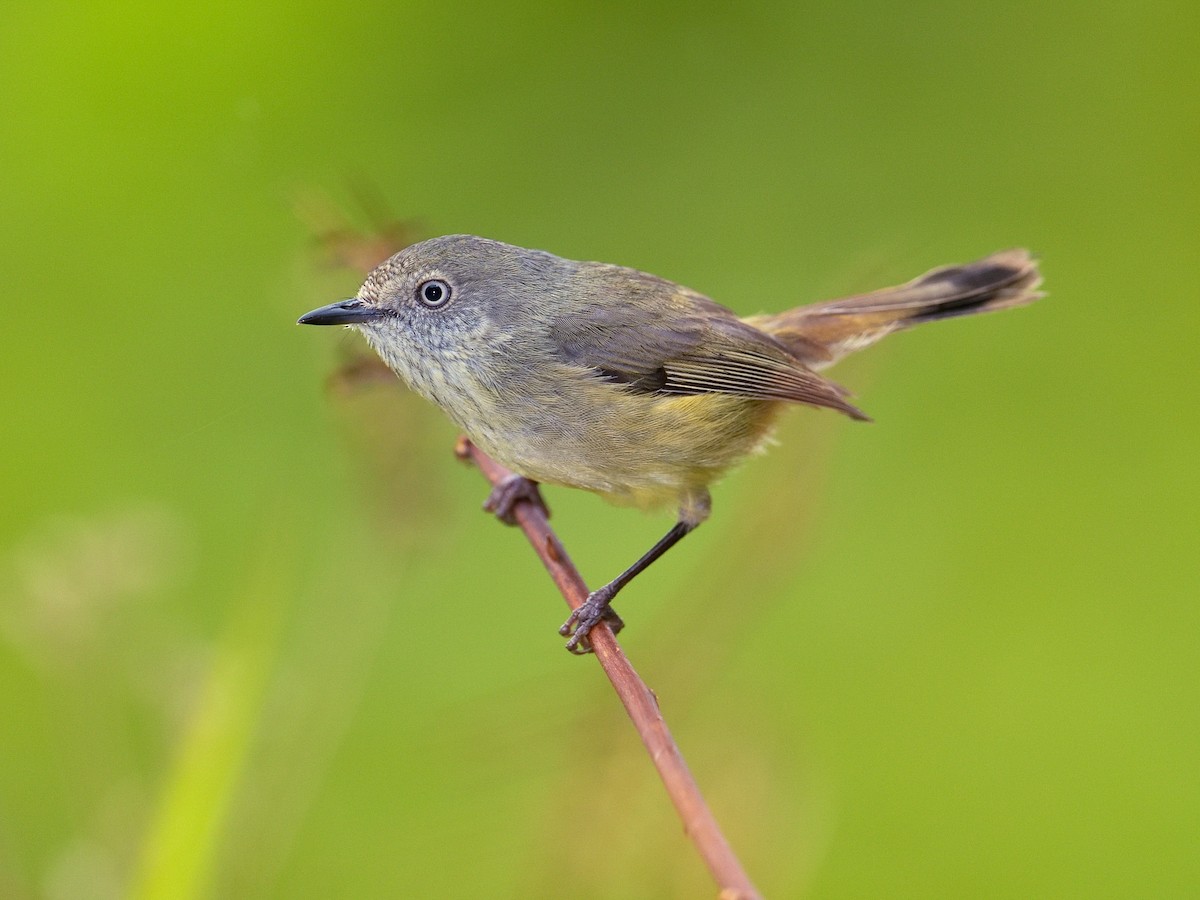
[297,298,383,326]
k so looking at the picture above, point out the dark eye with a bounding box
[416,278,452,308]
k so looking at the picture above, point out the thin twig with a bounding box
[455,437,762,900]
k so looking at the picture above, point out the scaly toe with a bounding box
[561,596,614,654]
[482,475,549,525]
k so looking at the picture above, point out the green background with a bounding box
[2,2,1196,897]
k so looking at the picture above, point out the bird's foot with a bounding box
[559,588,624,654]
[482,474,549,526]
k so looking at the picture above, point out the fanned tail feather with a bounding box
[748,249,1043,369]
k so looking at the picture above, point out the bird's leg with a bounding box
[560,519,696,654]
[480,469,621,646]
[482,474,550,526]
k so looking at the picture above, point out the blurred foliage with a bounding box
[1,1,1197,897]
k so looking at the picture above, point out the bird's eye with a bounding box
[416,279,452,309]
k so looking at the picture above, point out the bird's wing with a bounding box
[548,286,867,420]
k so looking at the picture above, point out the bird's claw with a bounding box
[482,475,549,525]
[559,593,623,654]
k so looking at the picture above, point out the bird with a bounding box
[298,236,1043,651]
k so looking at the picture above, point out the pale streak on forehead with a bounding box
[360,248,419,298]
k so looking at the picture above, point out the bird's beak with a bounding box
[297,298,384,326]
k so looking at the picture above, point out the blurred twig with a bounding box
[454,437,762,900]
[293,185,421,275]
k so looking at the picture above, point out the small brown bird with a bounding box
[299,238,1043,651]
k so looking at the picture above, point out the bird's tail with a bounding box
[747,249,1044,370]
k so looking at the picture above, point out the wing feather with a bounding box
[549,280,868,420]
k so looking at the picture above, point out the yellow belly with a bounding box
[465,382,784,514]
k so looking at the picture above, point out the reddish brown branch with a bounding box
[455,437,762,900]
